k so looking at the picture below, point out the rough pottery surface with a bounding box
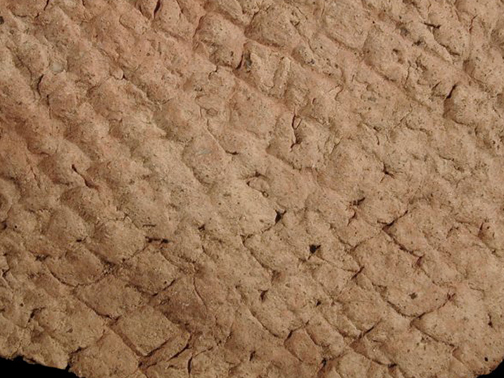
[1,0,504,377]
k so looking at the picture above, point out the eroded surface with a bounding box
[1,0,504,377]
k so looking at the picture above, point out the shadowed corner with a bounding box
[0,356,503,378]
[479,359,504,377]
[0,357,78,377]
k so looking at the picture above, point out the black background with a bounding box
[0,356,502,377]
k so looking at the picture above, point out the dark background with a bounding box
[0,356,503,377]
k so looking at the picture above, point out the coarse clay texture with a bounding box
[1,0,504,377]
